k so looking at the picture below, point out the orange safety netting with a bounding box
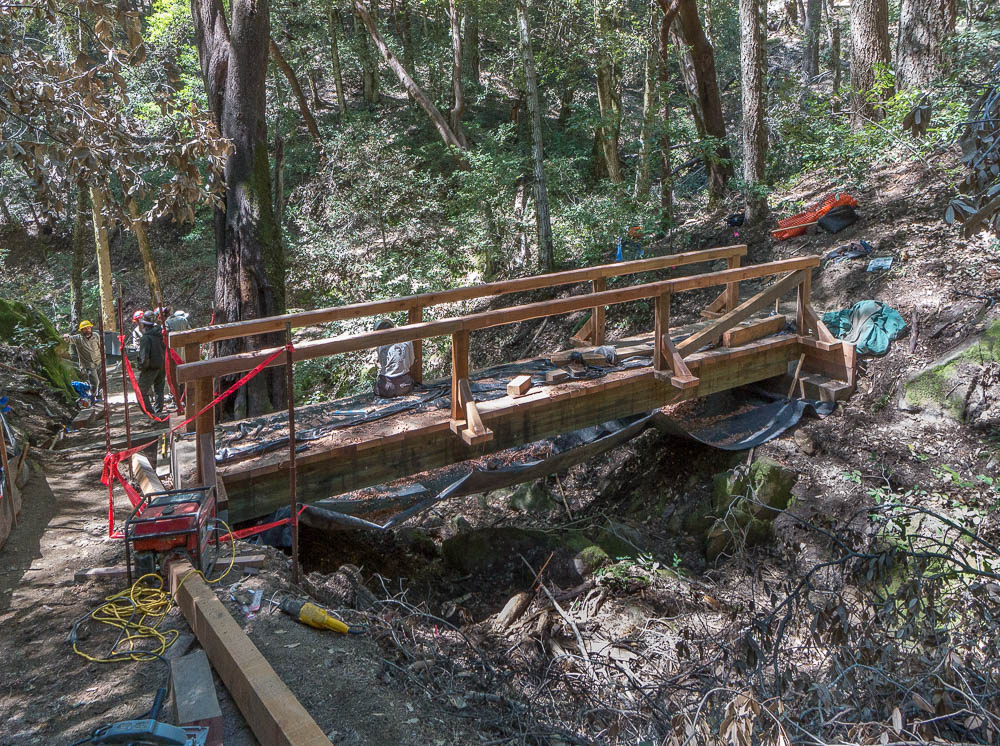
[773,192,859,241]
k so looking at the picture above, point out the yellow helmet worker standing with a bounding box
[64,320,103,404]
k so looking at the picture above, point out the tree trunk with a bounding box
[127,199,164,310]
[662,0,733,201]
[70,183,88,327]
[824,0,841,100]
[269,38,322,145]
[308,69,324,108]
[399,0,415,81]
[192,0,287,417]
[898,0,955,88]
[740,0,768,224]
[353,0,467,151]
[802,0,821,82]
[784,0,798,26]
[516,0,554,272]
[448,0,469,147]
[327,8,348,114]
[273,131,285,222]
[594,12,624,184]
[557,85,574,128]
[358,0,379,104]
[464,2,480,86]
[657,8,674,225]
[635,6,658,201]
[89,187,116,331]
[849,0,891,128]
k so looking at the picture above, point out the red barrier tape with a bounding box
[101,344,291,538]
[218,504,307,543]
[165,346,186,414]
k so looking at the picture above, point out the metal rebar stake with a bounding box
[285,322,299,584]
[116,296,133,458]
[95,305,111,456]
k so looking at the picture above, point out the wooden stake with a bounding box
[408,304,423,384]
[285,323,299,586]
[0,415,17,529]
[787,353,806,399]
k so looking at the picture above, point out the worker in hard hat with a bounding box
[164,309,190,333]
[64,320,103,403]
[137,311,166,415]
[130,309,145,352]
[372,319,415,398]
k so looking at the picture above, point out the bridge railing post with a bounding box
[726,254,741,311]
[450,329,469,421]
[796,269,812,337]
[591,277,606,346]
[654,290,670,373]
[193,376,215,485]
[408,304,423,384]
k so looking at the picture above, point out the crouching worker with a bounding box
[373,319,415,398]
[137,311,166,415]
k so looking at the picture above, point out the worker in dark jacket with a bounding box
[137,311,166,415]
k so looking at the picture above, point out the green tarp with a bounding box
[822,300,907,356]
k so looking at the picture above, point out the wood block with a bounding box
[545,369,570,384]
[722,315,786,348]
[171,649,224,746]
[615,345,652,360]
[551,349,611,367]
[131,452,166,496]
[71,409,94,429]
[799,374,852,403]
[507,375,533,397]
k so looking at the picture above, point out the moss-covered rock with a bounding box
[747,458,797,517]
[573,544,610,577]
[712,470,748,514]
[706,512,772,561]
[509,480,557,513]
[902,319,1000,421]
[0,298,75,403]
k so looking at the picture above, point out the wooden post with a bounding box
[450,329,469,421]
[285,323,298,585]
[116,296,134,460]
[0,417,16,529]
[591,277,606,346]
[97,303,111,455]
[408,304,423,384]
[194,377,214,486]
[654,290,670,373]
[182,343,199,430]
[726,254,741,311]
[797,269,812,336]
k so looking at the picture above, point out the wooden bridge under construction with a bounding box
[164,245,855,524]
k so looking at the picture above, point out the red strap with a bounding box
[119,335,170,423]
[217,504,307,542]
[165,345,186,414]
[102,343,291,538]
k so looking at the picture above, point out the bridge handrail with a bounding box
[176,255,819,384]
[168,244,748,349]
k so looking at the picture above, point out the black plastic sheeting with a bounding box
[284,389,834,537]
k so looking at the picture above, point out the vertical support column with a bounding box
[654,290,671,373]
[725,254,741,312]
[193,377,214,486]
[451,329,469,421]
[183,343,200,434]
[116,297,134,457]
[591,277,606,346]
[408,304,423,384]
[797,269,812,336]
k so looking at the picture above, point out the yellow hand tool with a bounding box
[277,597,350,634]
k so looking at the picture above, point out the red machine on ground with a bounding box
[124,486,218,583]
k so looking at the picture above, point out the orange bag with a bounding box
[773,192,859,240]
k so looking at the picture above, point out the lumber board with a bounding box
[130,452,166,495]
[176,256,821,384]
[507,375,533,397]
[545,369,570,383]
[722,315,787,348]
[170,245,748,348]
[167,561,332,746]
[677,271,803,355]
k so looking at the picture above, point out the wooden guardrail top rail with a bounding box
[169,245,748,349]
[176,255,819,384]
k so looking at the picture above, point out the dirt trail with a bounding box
[0,377,255,745]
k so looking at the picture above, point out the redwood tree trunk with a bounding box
[464,2,480,86]
[656,7,674,224]
[594,11,624,183]
[635,6,658,201]
[849,0,891,128]
[516,0,554,271]
[662,0,733,201]
[898,0,955,88]
[740,0,768,223]
[192,0,286,418]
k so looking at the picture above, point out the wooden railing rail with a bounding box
[176,255,819,385]
[169,245,749,351]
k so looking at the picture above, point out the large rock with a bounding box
[902,320,1000,425]
[0,298,76,402]
[747,458,797,518]
[508,480,558,513]
[442,527,555,574]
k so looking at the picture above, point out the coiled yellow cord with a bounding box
[72,518,237,664]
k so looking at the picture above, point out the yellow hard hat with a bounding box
[78,320,93,331]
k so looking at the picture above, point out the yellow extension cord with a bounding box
[72,519,237,664]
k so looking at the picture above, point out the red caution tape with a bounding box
[118,334,170,423]
[217,504,307,543]
[102,343,291,538]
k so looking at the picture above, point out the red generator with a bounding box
[124,486,218,583]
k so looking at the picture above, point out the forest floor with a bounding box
[3,154,1000,744]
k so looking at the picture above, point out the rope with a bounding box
[71,519,236,664]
